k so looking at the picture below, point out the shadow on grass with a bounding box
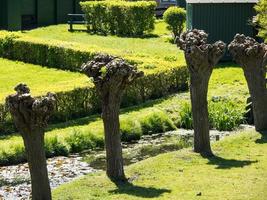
[255,131,267,144]
[109,181,171,198]
[86,31,160,39]
[215,62,240,69]
[205,155,257,169]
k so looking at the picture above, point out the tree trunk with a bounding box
[22,130,51,200]
[243,68,267,131]
[190,73,212,156]
[102,93,126,181]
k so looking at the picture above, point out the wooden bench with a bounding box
[67,14,86,32]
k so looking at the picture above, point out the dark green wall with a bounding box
[0,0,7,29]
[186,3,256,60]
[1,0,82,30]
[57,0,74,23]
[187,3,256,44]
[22,0,36,15]
[37,0,56,26]
[7,0,22,30]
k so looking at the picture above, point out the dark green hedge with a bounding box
[80,1,156,36]
[0,34,188,135]
[0,68,188,135]
[0,35,95,72]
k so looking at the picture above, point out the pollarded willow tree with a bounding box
[81,54,144,181]
[228,34,267,131]
[177,29,226,156]
[6,84,55,200]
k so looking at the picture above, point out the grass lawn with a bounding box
[52,131,267,200]
[0,65,249,163]
[0,58,90,102]
[13,20,185,74]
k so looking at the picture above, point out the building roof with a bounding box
[186,0,258,3]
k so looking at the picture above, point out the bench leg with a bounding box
[69,23,73,32]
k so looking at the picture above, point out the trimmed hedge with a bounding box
[80,1,156,36]
[163,6,186,38]
[0,65,188,135]
[0,33,188,135]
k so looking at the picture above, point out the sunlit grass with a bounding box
[53,131,267,200]
[0,58,90,102]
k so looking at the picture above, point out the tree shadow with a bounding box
[86,31,159,39]
[109,181,171,198]
[205,155,257,169]
[255,131,267,144]
[214,62,240,69]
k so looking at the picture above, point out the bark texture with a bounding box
[177,29,226,156]
[228,34,267,131]
[82,54,143,181]
[6,84,55,200]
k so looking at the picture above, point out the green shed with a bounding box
[0,0,82,31]
[186,0,258,59]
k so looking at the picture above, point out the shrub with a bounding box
[0,145,26,166]
[179,102,193,129]
[140,110,177,135]
[209,99,245,131]
[44,136,69,157]
[255,0,267,41]
[178,99,245,131]
[120,118,142,142]
[163,6,186,38]
[66,129,104,153]
[80,0,156,36]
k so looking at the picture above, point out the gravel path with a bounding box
[0,156,97,200]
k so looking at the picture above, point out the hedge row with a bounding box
[0,33,188,135]
[80,1,156,36]
[0,66,188,135]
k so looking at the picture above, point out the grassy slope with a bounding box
[0,66,248,157]
[53,131,267,200]
[0,58,90,102]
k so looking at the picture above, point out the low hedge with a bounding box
[0,65,188,135]
[80,1,156,36]
[0,33,188,135]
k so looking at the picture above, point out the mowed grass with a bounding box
[0,58,90,102]
[16,20,185,74]
[0,65,249,158]
[53,131,267,200]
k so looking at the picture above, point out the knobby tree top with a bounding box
[228,34,267,68]
[81,54,144,94]
[177,29,226,73]
[6,83,56,132]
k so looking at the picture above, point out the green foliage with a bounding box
[45,136,69,157]
[163,7,186,38]
[0,145,26,166]
[120,118,142,142]
[179,102,193,129]
[209,99,245,131]
[80,1,156,36]
[66,130,104,153]
[255,0,267,41]
[178,99,245,131]
[140,111,177,135]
